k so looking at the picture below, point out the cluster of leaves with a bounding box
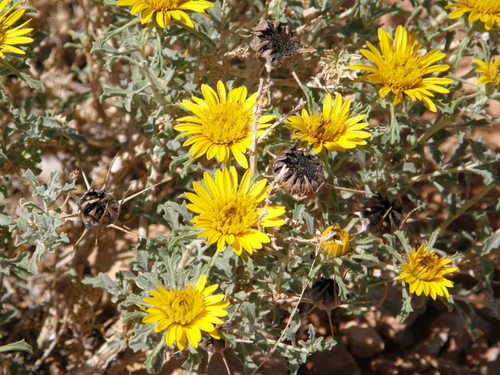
[0,0,498,374]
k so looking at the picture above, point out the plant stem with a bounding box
[389,104,399,144]
[249,77,267,173]
[250,243,321,375]
[438,183,496,233]
[140,26,168,107]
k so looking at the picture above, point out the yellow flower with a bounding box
[446,0,500,30]
[473,56,500,86]
[350,26,454,113]
[116,0,214,28]
[399,245,458,300]
[0,0,33,58]
[320,224,350,257]
[185,167,286,256]
[286,93,371,154]
[141,274,229,351]
[175,81,275,169]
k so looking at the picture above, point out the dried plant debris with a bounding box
[200,336,229,354]
[361,193,404,234]
[273,147,325,200]
[78,189,120,229]
[250,20,300,69]
[319,49,361,87]
[308,278,340,312]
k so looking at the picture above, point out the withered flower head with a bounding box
[78,189,119,228]
[320,224,350,257]
[361,193,403,234]
[250,20,300,69]
[308,278,339,312]
[273,148,325,200]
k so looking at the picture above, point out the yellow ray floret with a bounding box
[287,93,371,154]
[141,274,229,350]
[446,0,500,30]
[185,167,286,256]
[175,81,275,169]
[473,56,500,86]
[0,0,33,58]
[116,0,214,28]
[399,245,458,300]
[350,25,454,112]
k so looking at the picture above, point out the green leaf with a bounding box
[0,339,33,354]
[145,339,166,374]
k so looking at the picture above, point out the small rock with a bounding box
[371,357,399,375]
[344,325,385,358]
[378,310,417,345]
[412,312,469,360]
[299,343,360,375]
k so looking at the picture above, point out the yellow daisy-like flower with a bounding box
[399,245,458,300]
[175,81,275,169]
[473,56,500,86]
[185,167,286,256]
[141,274,230,351]
[350,25,454,113]
[446,0,500,30]
[286,93,371,154]
[320,224,350,257]
[116,0,214,28]
[0,0,33,58]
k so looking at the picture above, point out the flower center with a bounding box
[413,253,442,281]
[308,114,345,142]
[161,288,205,325]
[143,0,187,11]
[462,0,500,14]
[211,194,259,235]
[381,54,425,92]
[200,102,252,145]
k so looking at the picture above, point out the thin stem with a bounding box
[450,23,478,69]
[0,58,24,78]
[236,338,310,354]
[404,5,423,28]
[140,26,168,107]
[413,116,452,149]
[407,162,483,183]
[438,183,495,233]
[323,183,374,196]
[218,0,229,52]
[251,243,321,375]
[452,90,483,107]
[389,104,399,144]
[399,205,424,229]
[96,18,141,49]
[257,98,306,144]
[176,22,216,51]
[220,352,232,375]
[249,77,267,173]
[326,311,335,339]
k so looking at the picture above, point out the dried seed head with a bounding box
[361,193,403,234]
[320,224,350,257]
[308,278,339,312]
[78,189,119,228]
[250,20,300,69]
[273,148,325,200]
